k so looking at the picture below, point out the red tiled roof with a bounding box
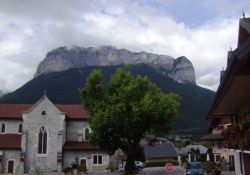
[56,105,90,120]
[0,134,21,149]
[0,104,31,119]
[63,141,99,151]
[0,104,90,120]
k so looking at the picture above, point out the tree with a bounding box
[80,65,180,174]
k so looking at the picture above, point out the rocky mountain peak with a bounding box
[34,46,196,84]
[169,56,196,84]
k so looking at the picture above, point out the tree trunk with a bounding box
[124,152,137,175]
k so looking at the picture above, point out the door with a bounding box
[7,160,14,173]
[80,159,86,166]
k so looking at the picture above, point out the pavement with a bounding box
[4,167,236,175]
[86,166,236,175]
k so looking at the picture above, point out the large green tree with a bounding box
[80,66,180,174]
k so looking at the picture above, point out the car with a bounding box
[186,162,204,175]
[135,161,145,170]
[119,161,145,171]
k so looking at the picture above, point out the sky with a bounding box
[0,0,249,93]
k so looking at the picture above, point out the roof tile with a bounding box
[0,104,90,120]
[0,134,21,149]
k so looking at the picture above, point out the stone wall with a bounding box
[0,119,22,134]
[2,150,23,173]
[66,121,90,141]
[22,96,65,173]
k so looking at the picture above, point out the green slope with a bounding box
[0,64,215,138]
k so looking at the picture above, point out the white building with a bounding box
[0,95,109,174]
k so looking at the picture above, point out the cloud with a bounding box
[0,0,247,92]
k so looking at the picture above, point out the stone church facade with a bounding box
[0,95,109,173]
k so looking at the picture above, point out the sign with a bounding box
[165,163,173,172]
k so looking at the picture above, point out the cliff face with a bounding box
[34,46,196,84]
[169,56,196,84]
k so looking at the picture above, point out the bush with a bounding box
[71,157,80,169]
[79,165,87,172]
[106,162,115,172]
[146,160,179,167]
[63,167,71,174]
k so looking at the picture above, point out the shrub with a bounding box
[79,165,87,172]
[106,162,115,172]
[146,160,179,167]
[63,167,71,174]
[71,157,80,169]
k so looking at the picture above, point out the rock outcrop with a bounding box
[169,56,196,84]
[34,46,196,84]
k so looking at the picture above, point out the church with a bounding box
[0,95,109,173]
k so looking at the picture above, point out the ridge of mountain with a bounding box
[0,64,214,138]
[34,46,196,84]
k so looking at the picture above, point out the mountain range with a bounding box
[0,46,214,138]
[34,46,196,84]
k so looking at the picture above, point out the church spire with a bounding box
[243,11,246,18]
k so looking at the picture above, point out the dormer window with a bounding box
[1,123,6,133]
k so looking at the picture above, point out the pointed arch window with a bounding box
[1,123,6,133]
[38,126,47,154]
[85,128,90,141]
[18,123,23,134]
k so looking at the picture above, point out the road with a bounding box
[88,166,236,175]
[138,166,185,175]
[88,166,185,175]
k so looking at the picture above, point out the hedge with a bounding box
[146,160,179,167]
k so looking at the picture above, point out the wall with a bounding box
[22,97,65,173]
[0,120,22,134]
[66,121,90,141]
[213,141,234,163]
[2,150,23,173]
[63,151,109,172]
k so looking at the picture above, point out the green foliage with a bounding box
[81,65,180,153]
[63,167,71,173]
[180,155,188,165]
[79,165,87,172]
[81,65,180,173]
[106,162,115,172]
[80,69,104,115]
[71,157,80,170]
[146,160,179,167]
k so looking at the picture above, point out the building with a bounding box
[143,142,178,162]
[202,118,234,164]
[207,16,250,175]
[177,144,208,162]
[0,95,109,174]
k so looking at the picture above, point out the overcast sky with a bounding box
[0,0,249,92]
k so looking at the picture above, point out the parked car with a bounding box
[186,162,204,175]
[135,161,145,170]
[119,161,145,171]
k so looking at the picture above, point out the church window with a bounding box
[42,111,46,116]
[85,128,90,141]
[1,123,6,133]
[18,123,23,133]
[38,126,47,154]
